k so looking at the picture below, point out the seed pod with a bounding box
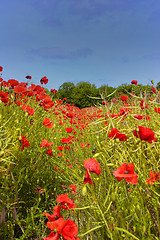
[110,192,116,201]
[0,151,4,157]
[82,185,87,196]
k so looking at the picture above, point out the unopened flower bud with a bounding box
[0,151,4,157]
[82,185,87,196]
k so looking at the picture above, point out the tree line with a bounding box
[46,81,160,109]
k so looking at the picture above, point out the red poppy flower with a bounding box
[58,152,63,157]
[0,66,3,72]
[146,171,159,185]
[69,185,76,191]
[14,85,28,94]
[35,186,44,194]
[83,158,101,175]
[83,170,93,185]
[134,114,151,120]
[51,89,57,94]
[151,86,156,93]
[140,101,148,109]
[102,101,109,105]
[108,128,127,141]
[131,80,138,85]
[66,146,71,150]
[121,95,129,101]
[40,140,54,148]
[43,204,80,239]
[43,117,54,129]
[61,219,78,240]
[21,104,30,112]
[8,79,19,88]
[56,193,77,210]
[19,134,30,151]
[28,108,35,116]
[69,185,77,194]
[46,149,53,157]
[113,163,138,184]
[61,137,72,144]
[154,108,160,114]
[25,75,32,80]
[0,91,9,103]
[57,146,65,151]
[133,126,157,143]
[139,100,144,109]
[46,218,79,240]
[134,114,143,120]
[43,231,60,240]
[68,164,72,168]
[65,127,74,133]
[112,98,117,103]
[43,205,62,221]
[40,76,48,85]
[66,112,74,118]
[47,216,65,231]
[15,99,22,106]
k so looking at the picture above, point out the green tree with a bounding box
[72,81,99,108]
[57,82,75,103]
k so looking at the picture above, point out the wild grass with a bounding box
[0,77,159,240]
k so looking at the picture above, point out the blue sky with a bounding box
[1,0,160,90]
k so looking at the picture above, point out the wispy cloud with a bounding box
[30,47,93,60]
[142,54,160,61]
[33,0,66,26]
[42,18,63,27]
[69,0,139,20]
[33,0,140,25]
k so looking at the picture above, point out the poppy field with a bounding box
[0,66,159,240]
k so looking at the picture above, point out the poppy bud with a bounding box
[19,136,22,140]
[151,80,154,85]
[137,204,140,211]
[133,226,136,232]
[143,225,146,233]
[82,185,87,196]
[0,151,4,157]
[110,192,116,201]
[116,138,120,143]
[136,127,139,132]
